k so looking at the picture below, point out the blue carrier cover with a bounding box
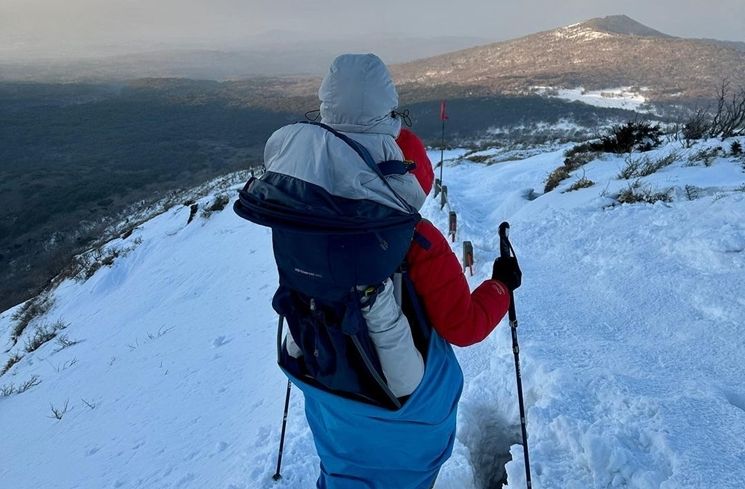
[289,271,465,488]
[291,326,464,489]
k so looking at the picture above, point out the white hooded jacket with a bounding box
[274,53,425,398]
[263,54,426,212]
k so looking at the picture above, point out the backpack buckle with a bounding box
[357,283,385,309]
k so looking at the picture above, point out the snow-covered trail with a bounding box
[429,147,745,489]
[2,139,745,489]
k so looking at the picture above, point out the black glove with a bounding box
[492,257,522,291]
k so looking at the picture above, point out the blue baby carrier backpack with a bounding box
[234,121,432,409]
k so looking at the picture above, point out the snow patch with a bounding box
[553,25,613,42]
[534,86,652,112]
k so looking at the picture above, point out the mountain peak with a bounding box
[578,15,671,38]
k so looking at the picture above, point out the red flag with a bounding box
[440,100,448,121]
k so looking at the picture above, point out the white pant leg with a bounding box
[362,278,424,397]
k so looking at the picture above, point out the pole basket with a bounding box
[440,186,448,210]
[448,211,457,242]
[462,241,474,276]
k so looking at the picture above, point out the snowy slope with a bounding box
[2,138,745,489]
[0,195,292,488]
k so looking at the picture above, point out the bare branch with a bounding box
[708,81,745,139]
[81,398,97,410]
[49,399,70,420]
[16,376,41,393]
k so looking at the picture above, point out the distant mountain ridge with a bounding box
[4,15,743,108]
[0,35,491,82]
[391,15,745,103]
[580,15,671,38]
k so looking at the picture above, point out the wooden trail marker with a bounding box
[463,241,474,276]
[440,185,448,210]
[448,211,457,243]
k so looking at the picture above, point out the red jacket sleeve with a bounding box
[396,128,435,195]
[406,220,510,347]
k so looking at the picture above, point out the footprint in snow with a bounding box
[184,450,200,461]
[212,336,231,347]
[723,389,745,412]
[176,473,195,487]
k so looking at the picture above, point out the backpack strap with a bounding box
[351,335,402,409]
[297,121,416,213]
[377,160,416,176]
[275,314,285,364]
[342,290,402,409]
[412,229,433,250]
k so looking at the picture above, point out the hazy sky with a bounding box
[3,0,745,58]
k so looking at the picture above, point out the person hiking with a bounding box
[234,53,521,489]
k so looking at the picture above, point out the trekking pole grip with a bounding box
[498,222,517,322]
[498,222,511,259]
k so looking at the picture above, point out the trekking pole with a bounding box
[438,100,448,187]
[272,379,292,481]
[272,315,292,481]
[498,222,532,489]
